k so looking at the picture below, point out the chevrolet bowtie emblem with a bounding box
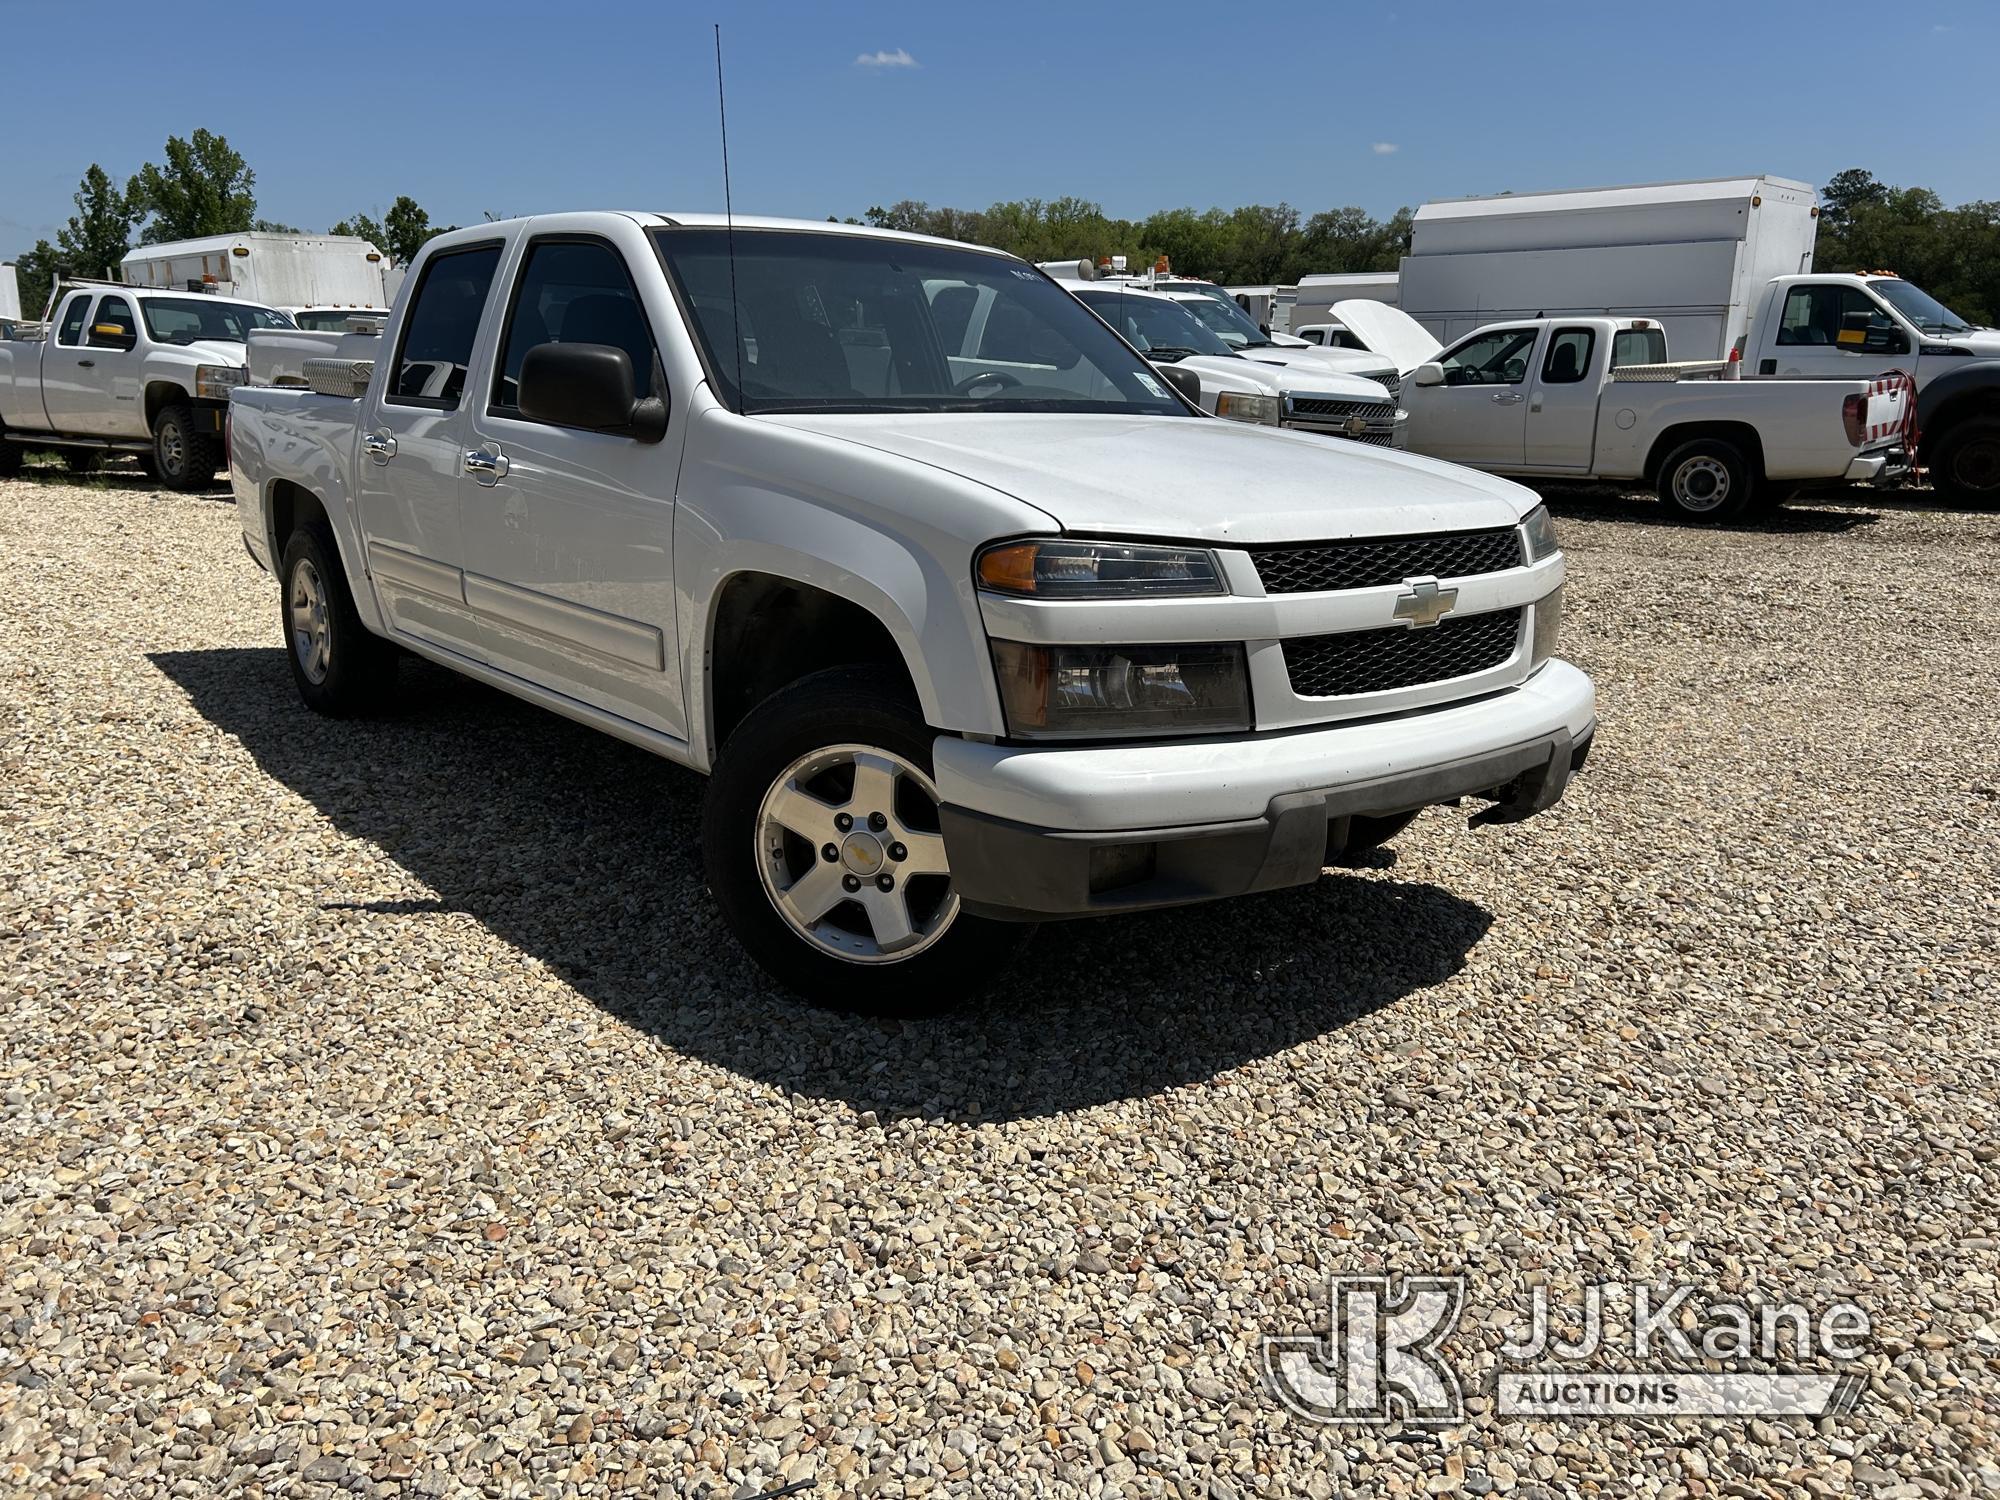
[1344,415,1370,438]
[1392,575,1458,629]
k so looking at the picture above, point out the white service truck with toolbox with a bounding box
[1335,302,1913,521]
[0,281,288,486]
[228,211,1593,1007]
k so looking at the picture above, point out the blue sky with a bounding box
[3,0,1994,261]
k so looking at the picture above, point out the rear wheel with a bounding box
[279,523,398,715]
[701,666,1033,1010]
[1656,438,1754,522]
[1927,417,2000,505]
[153,405,220,491]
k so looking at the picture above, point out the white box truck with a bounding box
[0,263,20,322]
[1397,177,1820,360]
[120,233,393,320]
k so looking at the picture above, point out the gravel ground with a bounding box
[1,457,1997,1500]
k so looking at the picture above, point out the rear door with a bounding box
[1759,282,1911,378]
[1404,325,1537,466]
[458,229,688,739]
[352,240,505,661]
[38,293,103,432]
[1522,325,1600,471]
[69,294,145,435]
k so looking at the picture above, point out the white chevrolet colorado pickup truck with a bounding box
[0,281,290,487]
[1337,302,1913,522]
[229,212,1594,1006]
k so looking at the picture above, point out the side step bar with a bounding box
[0,429,153,453]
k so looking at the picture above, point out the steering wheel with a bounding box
[955,369,1023,397]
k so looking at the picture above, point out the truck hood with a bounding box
[758,412,1536,543]
[1234,343,1398,383]
[1170,355,1389,403]
[1331,300,1444,374]
[1940,328,2000,357]
[171,338,249,366]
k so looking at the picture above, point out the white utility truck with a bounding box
[122,233,392,320]
[227,212,1593,1007]
[0,280,289,485]
[1335,301,1913,521]
[0,263,20,322]
[1398,176,1820,359]
[1290,271,1402,339]
[1061,280,1403,446]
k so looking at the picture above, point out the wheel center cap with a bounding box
[840,832,886,877]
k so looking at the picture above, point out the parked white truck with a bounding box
[0,281,289,485]
[228,212,1593,1006]
[1337,301,1913,521]
[122,233,392,323]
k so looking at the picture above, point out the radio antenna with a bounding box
[714,23,745,403]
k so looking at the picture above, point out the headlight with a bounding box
[1521,504,1560,563]
[990,641,1251,738]
[1214,390,1281,425]
[976,539,1224,598]
[196,363,247,400]
[1530,585,1563,668]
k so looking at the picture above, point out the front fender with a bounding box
[674,403,1059,770]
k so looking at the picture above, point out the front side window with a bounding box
[140,298,291,345]
[88,297,136,347]
[57,294,93,346]
[1776,285,1898,349]
[655,228,1185,415]
[493,238,659,413]
[1440,328,1539,386]
[389,243,503,408]
[1541,328,1594,384]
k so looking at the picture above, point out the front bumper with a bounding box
[1844,446,1910,485]
[935,658,1595,920]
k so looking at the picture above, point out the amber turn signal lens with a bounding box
[977,543,1041,595]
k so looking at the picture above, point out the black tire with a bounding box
[61,448,103,475]
[1327,809,1422,866]
[1926,416,2000,506]
[0,435,20,479]
[278,523,398,716]
[701,665,1033,1011]
[1655,438,1755,522]
[153,405,220,491]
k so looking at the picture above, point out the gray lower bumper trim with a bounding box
[944,721,1593,921]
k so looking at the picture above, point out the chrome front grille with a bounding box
[1283,396,1398,445]
[1282,608,1523,698]
[1246,526,1524,595]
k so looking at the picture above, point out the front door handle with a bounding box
[463,445,510,485]
[363,430,396,463]
[1492,391,1524,405]
[77,359,95,368]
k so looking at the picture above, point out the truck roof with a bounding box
[417,211,1027,262]
[122,232,384,262]
[1415,176,1815,221]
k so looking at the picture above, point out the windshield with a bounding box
[1869,277,1975,334]
[293,309,380,331]
[654,228,1186,415]
[1074,289,1236,359]
[141,297,292,344]
[1170,294,1269,348]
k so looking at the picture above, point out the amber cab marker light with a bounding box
[978,542,1041,594]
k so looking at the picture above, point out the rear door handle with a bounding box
[463,445,509,485]
[1492,391,1524,405]
[363,431,396,463]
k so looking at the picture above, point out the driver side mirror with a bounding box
[518,342,668,443]
[1158,364,1203,405]
[91,322,138,352]
[1411,361,1446,388]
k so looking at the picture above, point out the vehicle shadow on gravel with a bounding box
[1538,482,1887,534]
[151,648,1494,1123]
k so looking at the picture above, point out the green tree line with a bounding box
[9,130,451,319]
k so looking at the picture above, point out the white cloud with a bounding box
[1371,142,1400,155]
[856,48,918,68]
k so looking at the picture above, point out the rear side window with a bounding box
[89,297,136,347]
[492,238,658,413]
[1541,327,1594,383]
[57,294,93,346]
[389,243,502,409]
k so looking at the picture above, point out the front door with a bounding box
[1760,282,1912,378]
[352,240,505,662]
[1405,325,1538,466]
[1523,326,1600,472]
[459,232,687,740]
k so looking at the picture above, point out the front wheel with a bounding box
[279,524,398,715]
[153,405,220,491]
[701,666,1033,1010]
[1656,438,1754,522]
[1927,417,2000,506]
